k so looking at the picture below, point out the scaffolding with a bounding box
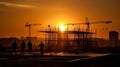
[38,25,94,53]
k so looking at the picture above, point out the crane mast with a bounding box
[65,17,112,32]
[25,23,41,37]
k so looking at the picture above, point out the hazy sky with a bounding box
[0,0,120,39]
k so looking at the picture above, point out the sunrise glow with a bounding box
[59,24,67,32]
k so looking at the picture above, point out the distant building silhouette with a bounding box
[109,31,119,47]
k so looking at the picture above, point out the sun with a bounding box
[59,24,66,32]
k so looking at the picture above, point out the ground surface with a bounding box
[0,52,120,67]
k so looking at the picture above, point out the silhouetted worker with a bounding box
[21,40,26,55]
[12,41,17,55]
[27,41,32,54]
[39,42,44,56]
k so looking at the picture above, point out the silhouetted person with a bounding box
[27,41,32,54]
[39,42,44,56]
[12,41,17,55]
[21,40,26,55]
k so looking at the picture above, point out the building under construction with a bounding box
[38,18,112,53]
[39,28,93,53]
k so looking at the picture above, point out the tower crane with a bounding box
[25,23,41,37]
[65,17,112,32]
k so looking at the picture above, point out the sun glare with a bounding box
[59,24,66,32]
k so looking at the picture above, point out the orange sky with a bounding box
[0,0,120,39]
